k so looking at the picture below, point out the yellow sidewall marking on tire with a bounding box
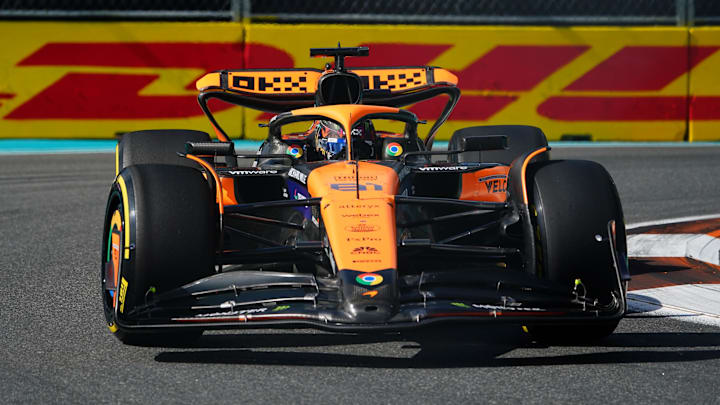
[118,277,128,313]
[115,143,119,177]
[108,322,118,333]
[116,175,131,259]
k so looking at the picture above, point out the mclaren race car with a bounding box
[102,46,629,345]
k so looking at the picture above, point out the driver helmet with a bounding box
[314,120,347,159]
[312,119,377,160]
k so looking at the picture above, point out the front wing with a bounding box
[113,258,627,334]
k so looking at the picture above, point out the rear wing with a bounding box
[196,66,457,101]
[196,64,459,147]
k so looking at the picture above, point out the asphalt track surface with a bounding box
[1,146,720,404]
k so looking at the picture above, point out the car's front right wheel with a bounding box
[525,159,626,344]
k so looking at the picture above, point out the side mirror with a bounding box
[462,135,507,152]
[185,141,235,156]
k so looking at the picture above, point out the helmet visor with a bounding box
[319,136,347,159]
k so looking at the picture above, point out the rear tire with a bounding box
[117,129,210,172]
[525,159,625,343]
[102,164,216,345]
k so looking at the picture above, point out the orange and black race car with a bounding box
[101,46,629,345]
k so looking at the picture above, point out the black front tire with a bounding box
[117,129,210,172]
[102,164,216,345]
[526,159,626,343]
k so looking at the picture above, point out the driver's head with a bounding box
[314,120,347,160]
[312,119,378,160]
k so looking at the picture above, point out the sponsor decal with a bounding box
[4,42,292,122]
[385,142,403,157]
[272,305,291,312]
[293,190,307,200]
[346,236,382,242]
[351,246,379,255]
[356,273,384,286]
[341,213,379,218]
[418,166,468,171]
[478,175,508,193]
[333,175,378,181]
[353,259,382,264]
[288,167,307,184]
[353,68,427,92]
[345,224,378,232]
[4,36,717,141]
[478,174,507,182]
[286,144,303,158]
[118,277,128,313]
[331,182,383,192]
[362,290,379,298]
[196,307,268,317]
[485,179,506,193]
[230,72,311,93]
[337,203,380,209]
[451,302,471,309]
[471,304,545,312]
[228,170,278,175]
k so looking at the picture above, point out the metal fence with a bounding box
[694,0,720,25]
[0,0,718,25]
[250,0,680,25]
[0,0,240,20]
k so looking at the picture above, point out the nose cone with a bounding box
[340,269,397,323]
[306,161,399,273]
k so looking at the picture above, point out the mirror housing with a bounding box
[462,135,507,152]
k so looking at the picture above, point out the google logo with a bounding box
[356,273,384,286]
[385,142,403,157]
[286,145,303,158]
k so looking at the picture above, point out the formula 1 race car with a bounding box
[101,46,629,345]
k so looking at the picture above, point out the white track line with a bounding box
[628,285,720,328]
[627,233,720,265]
[627,216,720,327]
[627,213,720,229]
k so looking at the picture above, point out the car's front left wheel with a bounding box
[101,164,216,345]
